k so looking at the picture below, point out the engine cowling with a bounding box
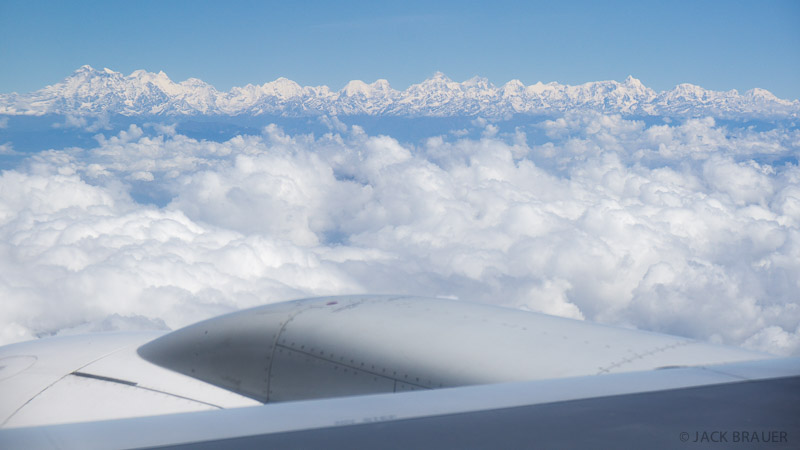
[137,295,770,403]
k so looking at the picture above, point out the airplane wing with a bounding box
[0,295,797,449]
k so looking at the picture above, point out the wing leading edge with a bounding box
[1,357,798,449]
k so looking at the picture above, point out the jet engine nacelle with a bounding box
[138,295,768,403]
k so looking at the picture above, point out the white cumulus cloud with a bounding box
[2,113,799,356]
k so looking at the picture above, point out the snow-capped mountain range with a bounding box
[1,66,797,118]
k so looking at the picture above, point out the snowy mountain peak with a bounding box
[624,75,644,88]
[413,72,461,91]
[76,64,97,74]
[525,81,556,95]
[431,71,450,81]
[68,65,107,80]
[464,75,491,86]
[746,88,779,101]
[342,80,373,97]
[501,79,526,97]
[340,79,396,98]
[261,78,303,98]
[180,77,213,88]
[370,79,392,92]
[672,83,706,95]
[1,67,796,118]
[129,69,174,88]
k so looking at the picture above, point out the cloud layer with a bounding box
[2,114,799,355]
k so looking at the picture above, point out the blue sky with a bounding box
[1,0,799,98]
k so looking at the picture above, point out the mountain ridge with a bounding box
[1,66,797,119]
